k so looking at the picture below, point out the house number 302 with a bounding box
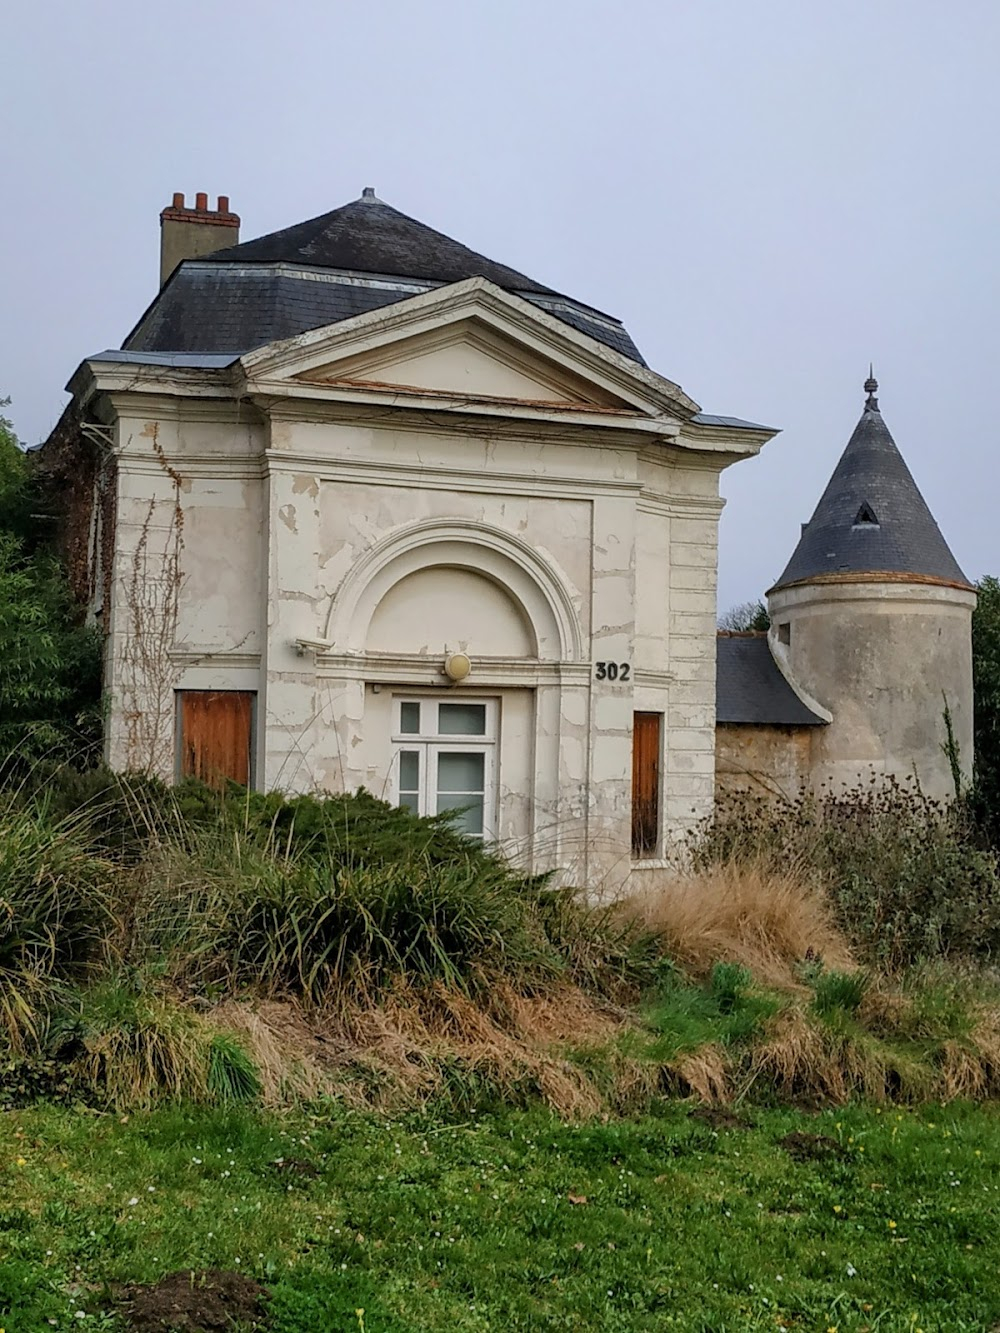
[595,661,631,682]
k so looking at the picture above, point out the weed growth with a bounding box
[692,778,1000,968]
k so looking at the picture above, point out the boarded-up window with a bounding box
[632,711,661,857]
[177,691,255,788]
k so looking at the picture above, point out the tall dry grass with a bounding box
[622,859,854,992]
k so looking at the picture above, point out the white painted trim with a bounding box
[262,451,635,501]
[323,517,586,663]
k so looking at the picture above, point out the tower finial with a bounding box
[864,364,879,410]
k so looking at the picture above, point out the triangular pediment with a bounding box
[238,278,699,422]
[292,318,624,407]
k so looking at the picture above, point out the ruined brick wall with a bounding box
[31,404,117,625]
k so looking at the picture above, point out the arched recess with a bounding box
[324,518,584,662]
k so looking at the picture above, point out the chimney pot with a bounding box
[195,191,208,211]
[217,195,229,213]
[172,192,185,209]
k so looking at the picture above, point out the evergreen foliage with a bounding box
[0,401,102,762]
[718,598,771,631]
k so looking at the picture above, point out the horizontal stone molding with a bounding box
[304,650,591,689]
[168,650,261,669]
[633,669,675,688]
[637,494,726,519]
[261,450,638,501]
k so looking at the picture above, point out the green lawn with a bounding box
[1,1100,999,1332]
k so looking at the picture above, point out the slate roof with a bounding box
[124,192,646,365]
[716,634,826,726]
[202,193,558,293]
[692,412,774,431]
[772,379,969,590]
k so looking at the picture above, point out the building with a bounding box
[715,373,975,801]
[40,190,777,888]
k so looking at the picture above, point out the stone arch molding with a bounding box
[325,518,584,662]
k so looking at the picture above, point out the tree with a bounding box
[0,402,102,764]
[718,599,771,632]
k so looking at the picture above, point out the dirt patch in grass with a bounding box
[689,1106,753,1131]
[119,1268,269,1331]
[269,1155,320,1179]
[778,1131,847,1163]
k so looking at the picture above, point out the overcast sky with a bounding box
[2,0,997,611]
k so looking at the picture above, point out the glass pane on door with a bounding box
[436,751,485,792]
[437,794,485,836]
[436,750,485,836]
[398,749,420,814]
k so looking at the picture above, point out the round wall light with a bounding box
[444,652,472,683]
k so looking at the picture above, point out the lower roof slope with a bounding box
[716,633,826,726]
[772,377,969,591]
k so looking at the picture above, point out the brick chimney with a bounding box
[159,192,240,286]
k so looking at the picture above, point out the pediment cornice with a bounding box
[236,277,696,423]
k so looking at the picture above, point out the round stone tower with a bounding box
[766,374,976,799]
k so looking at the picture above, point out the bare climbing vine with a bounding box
[117,424,185,774]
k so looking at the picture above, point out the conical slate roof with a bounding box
[125,189,646,364]
[771,376,969,591]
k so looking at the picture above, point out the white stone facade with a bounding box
[71,279,773,887]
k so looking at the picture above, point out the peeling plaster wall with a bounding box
[102,404,266,775]
[98,377,731,887]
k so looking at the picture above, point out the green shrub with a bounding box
[0,800,112,1049]
[72,980,215,1109]
[811,968,868,1018]
[0,406,103,766]
[156,827,563,1000]
[692,780,1000,969]
[58,783,655,1003]
[207,1034,261,1103]
[642,961,780,1060]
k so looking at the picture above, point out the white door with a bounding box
[392,697,498,840]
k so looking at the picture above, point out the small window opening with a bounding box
[853,502,880,527]
[777,622,791,645]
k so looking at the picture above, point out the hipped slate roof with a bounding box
[716,634,826,726]
[203,193,558,293]
[772,377,969,591]
[125,191,646,365]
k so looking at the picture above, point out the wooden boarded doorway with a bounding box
[631,711,661,856]
[177,691,255,787]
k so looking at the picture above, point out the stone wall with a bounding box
[715,723,814,799]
